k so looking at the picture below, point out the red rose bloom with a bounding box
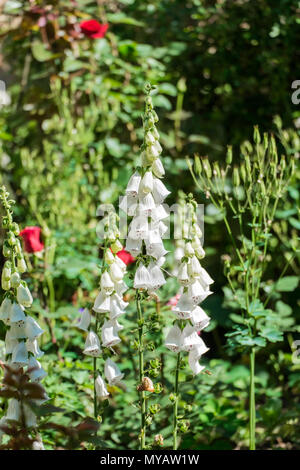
[19,226,44,253]
[79,20,108,38]
[116,249,135,266]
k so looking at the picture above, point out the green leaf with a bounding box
[31,41,60,62]
[275,276,299,292]
[260,328,283,343]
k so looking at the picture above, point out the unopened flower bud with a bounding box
[11,271,21,288]
[226,145,232,165]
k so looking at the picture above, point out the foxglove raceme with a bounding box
[165,196,213,375]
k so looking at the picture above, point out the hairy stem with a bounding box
[173,352,181,450]
[136,291,146,450]
[249,348,256,450]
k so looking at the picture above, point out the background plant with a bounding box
[0,0,299,450]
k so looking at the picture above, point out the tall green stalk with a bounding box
[136,291,146,450]
[173,352,181,450]
[249,348,256,450]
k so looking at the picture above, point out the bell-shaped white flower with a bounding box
[10,303,26,324]
[134,264,152,289]
[5,329,18,354]
[93,291,111,313]
[101,320,121,348]
[23,404,37,428]
[11,272,21,288]
[184,242,195,257]
[172,293,194,319]
[83,331,102,357]
[26,339,44,358]
[125,237,142,256]
[165,325,182,353]
[198,267,214,288]
[11,341,28,365]
[180,325,203,352]
[17,284,33,308]
[119,195,138,216]
[149,264,166,290]
[178,263,190,286]
[146,142,160,161]
[5,399,21,422]
[192,223,202,238]
[114,280,128,296]
[188,280,212,304]
[152,178,170,204]
[145,131,156,145]
[151,204,169,222]
[188,350,205,376]
[95,374,109,399]
[104,358,124,385]
[0,297,12,325]
[145,240,168,259]
[104,249,115,265]
[190,306,210,331]
[25,316,44,340]
[138,193,156,216]
[189,255,202,278]
[147,227,162,246]
[28,357,47,382]
[140,171,153,194]
[151,158,165,178]
[109,294,128,320]
[114,256,127,273]
[111,318,124,332]
[192,236,205,258]
[9,322,27,340]
[100,271,114,294]
[125,171,141,197]
[109,262,124,282]
[188,340,209,375]
[77,308,91,332]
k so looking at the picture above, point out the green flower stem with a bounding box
[136,291,146,450]
[173,352,181,450]
[93,356,98,419]
[249,347,256,450]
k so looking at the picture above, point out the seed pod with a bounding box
[233,167,240,187]
[226,145,232,165]
[253,125,261,144]
[202,159,212,179]
[195,155,202,175]
[245,155,252,178]
[240,163,247,183]
[137,377,155,392]
[263,132,268,152]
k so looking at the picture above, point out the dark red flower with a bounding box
[79,20,108,39]
[19,227,44,253]
[116,249,135,266]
